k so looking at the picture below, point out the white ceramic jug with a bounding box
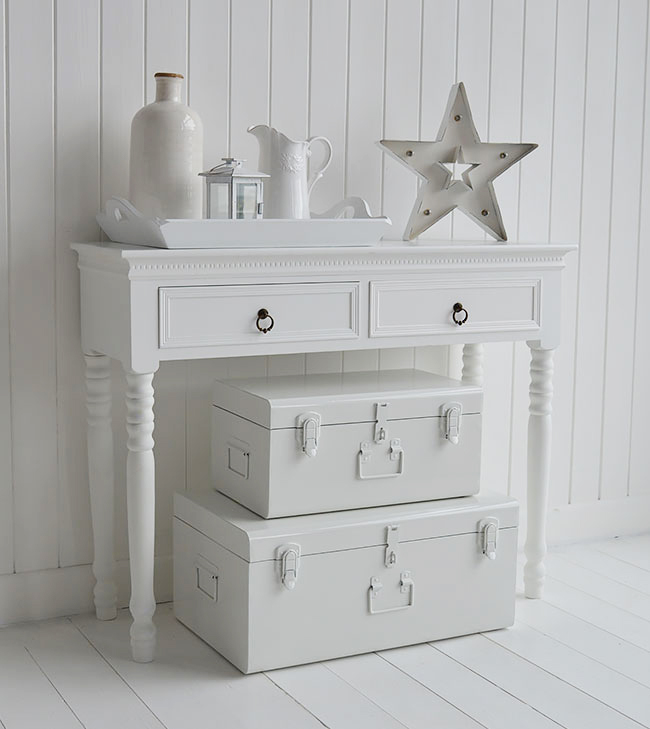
[248,125,332,219]
[129,73,203,219]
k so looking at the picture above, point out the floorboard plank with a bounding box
[544,553,650,621]
[323,652,483,729]
[0,630,84,729]
[539,576,650,651]
[436,633,642,729]
[486,622,650,726]
[6,618,166,729]
[380,643,561,729]
[552,544,650,595]
[73,606,324,729]
[595,535,650,572]
[515,596,650,688]
[267,662,407,729]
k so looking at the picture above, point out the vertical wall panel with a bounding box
[381,0,421,231]
[346,0,385,215]
[481,0,524,495]
[145,0,188,102]
[8,0,59,572]
[100,0,144,205]
[508,0,557,503]
[305,351,343,375]
[229,0,270,162]
[188,0,229,165]
[56,0,100,568]
[308,0,348,215]
[548,0,588,509]
[418,0,457,241]
[0,0,13,575]
[571,0,619,504]
[270,0,309,138]
[343,349,379,373]
[629,6,650,501]
[600,0,647,502]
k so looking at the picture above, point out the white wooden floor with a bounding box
[1,534,650,729]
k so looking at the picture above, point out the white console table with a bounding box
[73,240,575,662]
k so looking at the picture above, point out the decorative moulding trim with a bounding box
[72,242,576,280]
[126,254,568,275]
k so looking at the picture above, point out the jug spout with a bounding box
[247,123,271,142]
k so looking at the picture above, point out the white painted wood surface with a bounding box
[2,0,650,620]
[125,372,157,662]
[0,537,649,729]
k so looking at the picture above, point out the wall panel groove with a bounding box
[1,0,649,614]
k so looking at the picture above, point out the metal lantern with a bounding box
[199,158,268,220]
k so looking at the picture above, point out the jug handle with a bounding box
[307,136,333,194]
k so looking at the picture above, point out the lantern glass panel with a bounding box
[235,182,259,219]
[209,182,230,219]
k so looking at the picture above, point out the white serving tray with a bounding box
[97,197,392,249]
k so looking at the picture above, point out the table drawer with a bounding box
[159,282,359,348]
[370,279,540,337]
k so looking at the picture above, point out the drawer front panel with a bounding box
[370,279,540,337]
[159,282,359,348]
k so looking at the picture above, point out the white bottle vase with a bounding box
[129,73,203,219]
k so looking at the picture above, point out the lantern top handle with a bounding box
[199,158,268,178]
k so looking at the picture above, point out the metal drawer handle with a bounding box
[452,302,468,326]
[256,308,274,334]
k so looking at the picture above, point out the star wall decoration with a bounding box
[379,82,537,241]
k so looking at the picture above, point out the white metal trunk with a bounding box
[211,369,482,517]
[173,490,518,674]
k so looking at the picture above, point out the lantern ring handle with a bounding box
[452,302,468,326]
[256,308,275,334]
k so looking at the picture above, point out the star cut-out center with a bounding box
[442,161,475,187]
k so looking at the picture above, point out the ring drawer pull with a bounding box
[256,308,275,334]
[452,302,468,326]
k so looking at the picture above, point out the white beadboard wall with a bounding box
[1,0,650,622]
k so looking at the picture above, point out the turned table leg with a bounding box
[524,342,555,599]
[125,371,157,662]
[461,343,484,386]
[84,354,117,621]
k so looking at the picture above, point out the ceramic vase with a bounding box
[129,73,203,219]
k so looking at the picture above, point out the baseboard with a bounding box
[546,497,650,544]
[0,555,172,626]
